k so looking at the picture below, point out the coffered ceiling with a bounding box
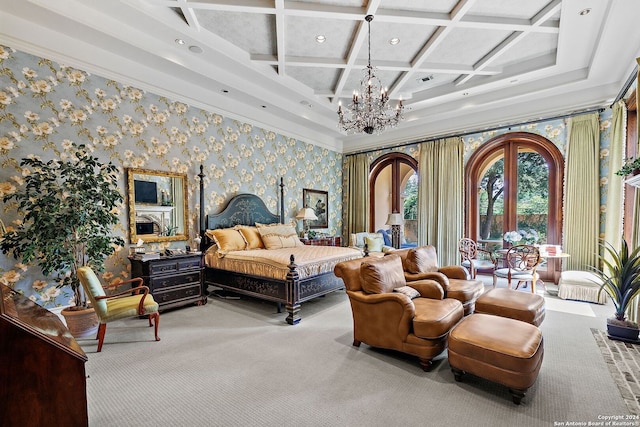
[1,0,639,153]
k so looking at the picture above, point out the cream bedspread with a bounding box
[204,245,363,280]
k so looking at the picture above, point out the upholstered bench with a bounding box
[448,313,544,404]
[557,270,606,304]
[475,288,545,326]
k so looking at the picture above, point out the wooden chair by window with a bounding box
[458,238,497,279]
[492,245,542,293]
[77,266,160,352]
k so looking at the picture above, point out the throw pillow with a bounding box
[256,222,303,249]
[393,286,421,299]
[359,255,406,294]
[405,246,439,274]
[236,225,264,249]
[364,235,384,252]
[206,228,247,253]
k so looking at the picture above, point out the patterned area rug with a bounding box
[592,328,640,415]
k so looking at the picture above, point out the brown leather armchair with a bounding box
[334,254,463,371]
[390,246,485,315]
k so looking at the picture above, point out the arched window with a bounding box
[370,153,418,245]
[465,132,564,281]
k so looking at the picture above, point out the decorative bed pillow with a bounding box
[256,222,303,249]
[405,246,439,274]
[359,255,406,294]
[364,235,384,252]
[236,225,264,249]
[205,228,247,254]
[393,286,421,299]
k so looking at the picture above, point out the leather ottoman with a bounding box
[448,313,544,404]
[475,288,545,326]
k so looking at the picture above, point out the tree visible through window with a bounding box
[478,151,549,243]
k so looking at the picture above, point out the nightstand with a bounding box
[129,252,206,311]
[299,236,341,247]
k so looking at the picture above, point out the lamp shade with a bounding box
[385,213,403,226]
[296,208,318,221]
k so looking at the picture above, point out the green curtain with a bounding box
[564,113,600,271]
[604,101,626,259]
[343,153,369,239]
[632,58,640,249]
[417,137,464,266]
[628,59,640,323]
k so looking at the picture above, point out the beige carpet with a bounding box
[81,279,631,426]
[592,328,640,415]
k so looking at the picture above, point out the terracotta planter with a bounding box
[61,306,99,339]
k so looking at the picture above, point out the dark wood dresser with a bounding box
[0,284,88,427]
[129,252,206,311]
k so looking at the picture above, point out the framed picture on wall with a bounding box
[303,188,328,229]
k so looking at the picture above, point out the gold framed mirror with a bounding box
[127,168,189,243]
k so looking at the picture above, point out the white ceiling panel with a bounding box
[0,0,637,153]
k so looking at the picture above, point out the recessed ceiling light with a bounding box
[175,39,185,45]
[189,45,203,54]
[579,8,591,16]
[221,89,229,93]
[316,35,326,43]
[389,38,400,45]
[261,105,267,109]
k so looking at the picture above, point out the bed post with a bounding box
[279,177,285,222]
[285,254,301,325]
[199,165,205,251]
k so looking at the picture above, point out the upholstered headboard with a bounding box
[198,165,285,249]
[205,193,280,230]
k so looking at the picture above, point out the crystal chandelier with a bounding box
[337,15,404,135]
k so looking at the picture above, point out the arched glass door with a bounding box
[370,153,418,246]
[466,133,563,281]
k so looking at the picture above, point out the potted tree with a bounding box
[0,143,124,338]
[592,238,640,342]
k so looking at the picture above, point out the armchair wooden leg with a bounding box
[419,358,433,372]
[150,313,160,342]
[97,323,107,353]
[353,339,361,347]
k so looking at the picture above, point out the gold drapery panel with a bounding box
[417,137,464,266]
[564,113,600,271]
[343,153,370,239]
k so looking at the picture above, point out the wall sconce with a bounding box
[385,212,403,249]
[296,208,318,238]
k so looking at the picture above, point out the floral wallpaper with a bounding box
[0,45,343,307]
[0,43,621,309]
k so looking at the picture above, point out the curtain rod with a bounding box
[611,65,638,107]
[344,105,606,157]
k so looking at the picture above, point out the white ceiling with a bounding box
[1,0,639,153]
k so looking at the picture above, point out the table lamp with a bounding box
[296,208,318,239]
[385,212,403,249]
